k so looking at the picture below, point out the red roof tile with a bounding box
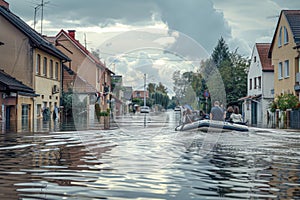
[256,43,273,71]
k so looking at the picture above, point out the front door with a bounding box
[251,102,257,126]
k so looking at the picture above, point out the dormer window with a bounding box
[278,27,282,47]
[284,26,289,44]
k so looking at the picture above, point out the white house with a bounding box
[241,43,274,127]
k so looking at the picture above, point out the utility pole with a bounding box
[144,74,146,107]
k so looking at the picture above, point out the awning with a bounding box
[238,94,262,101]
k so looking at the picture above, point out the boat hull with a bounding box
[175,120,249,132]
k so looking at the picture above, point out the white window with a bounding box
[278,62,283,79]
[55,62,59,80]
[284,60,289,78]
[278,27,282,47]
[36,54,41,74]
[50,59,53,78]
[284,27,289,44]
[43,57,47,76]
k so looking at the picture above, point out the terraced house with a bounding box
[0,1,70,132]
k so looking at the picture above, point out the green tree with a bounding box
[212,37,230,68]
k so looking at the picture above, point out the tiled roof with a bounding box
[63,65,96,94]
[56,30,114,74]
[0,69,35,94]
[256,43,273,71]
[0,6,70,61]
[284,10,300,44]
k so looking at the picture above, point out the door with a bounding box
[251,101,257,126]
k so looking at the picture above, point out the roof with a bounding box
[256,43,273,72]
[56,30,114,74]
[0,69,36,95]
[0,6,70,61]
[269,10,300,57]
[63,65,96,94]
[284,10,300,44]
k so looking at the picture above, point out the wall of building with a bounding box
[56,34,97,91]
[0,15,33,88]
[272,15,298,97]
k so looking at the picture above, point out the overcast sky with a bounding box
[5,0,300,91]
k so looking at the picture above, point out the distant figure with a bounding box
[225,106,234,122]
[210,101,225,121]
[230,106,243,123]
[53,103,59,120]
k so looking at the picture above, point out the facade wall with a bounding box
[0,15,33,87]
[272,15,299,97]
[56,34,98,91]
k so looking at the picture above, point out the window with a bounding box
[21,104,29,131]
[50,59,53,78]
[254,56,256,63]
[254,77,257,89]
[258,76,261,89]
[284,26,289,44]
[249,79,252,90]
[278,27,282,47]
[36,54,41,74]
[43,57,47,76]
[284,60,289,78]
[278,62,283,79]
[55,62,59,80]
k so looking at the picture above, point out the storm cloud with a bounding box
[8,0,231,53]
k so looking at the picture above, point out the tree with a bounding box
[212,37,230,68]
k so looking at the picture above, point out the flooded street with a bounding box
[0,111,299,199]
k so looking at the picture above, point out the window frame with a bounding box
[284,60,289,78]
[278,27,282,47]
[36,54,41,74]
[284,26,289,45]
[278,62,283,80]
[43,57,47,77]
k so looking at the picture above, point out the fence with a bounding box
[290,109,300,129]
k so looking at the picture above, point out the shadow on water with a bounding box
[0,111,299,199]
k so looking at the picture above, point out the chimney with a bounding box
[0,0,9,9]
[68,30,76,39]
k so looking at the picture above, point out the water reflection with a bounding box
[0,111,299,199]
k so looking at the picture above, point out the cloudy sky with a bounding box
[5,0,300,91]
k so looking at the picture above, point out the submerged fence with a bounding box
[290,109,300,129]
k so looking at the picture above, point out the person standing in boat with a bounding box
[230,106,243,123]
[210,101,225,121]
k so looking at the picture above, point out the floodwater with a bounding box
[0,111,299,199]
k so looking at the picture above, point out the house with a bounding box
[241,43,274,127]
[46,30,114,111]
[0,1,70,132]
[269,10,300,100]
[0,70,37,132]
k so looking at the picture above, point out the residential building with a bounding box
[241,43,274,127]
[0,1,70,132]
[132,90,149,100]
[46,30,114,111]
[269,10,300,100]
[0,70,37,132]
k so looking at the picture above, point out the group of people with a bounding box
[210,101,243,123]
[181,101,244,124]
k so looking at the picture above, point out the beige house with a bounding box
[269,10,300,100]
[0,1,70,132]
